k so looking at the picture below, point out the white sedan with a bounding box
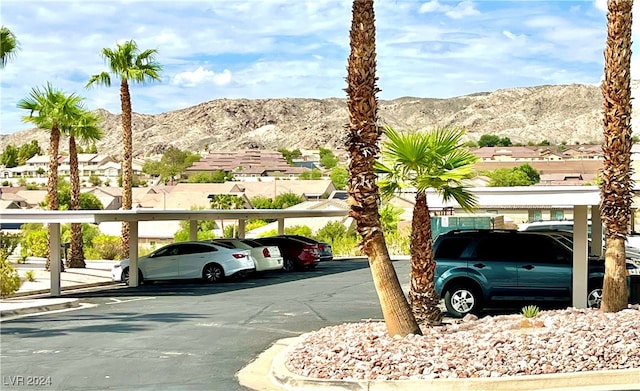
[212,238,284,272]
[112,241,255,284]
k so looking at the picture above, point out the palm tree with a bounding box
[86,40,162,258]
[66,110,103,268]
[0,26,20,68]
[345,0,420,337]
[376,125,479,325]
[17,83,84,270]
[600,0,633,312]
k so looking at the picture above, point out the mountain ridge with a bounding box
[1,82,634,159]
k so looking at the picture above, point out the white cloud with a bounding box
[171,67,232,87]
[418,0,480,19]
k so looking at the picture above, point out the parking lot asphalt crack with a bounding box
[301,302,327,321]
[241,303,274,325]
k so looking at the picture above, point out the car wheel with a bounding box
[122,268,143,285]
[587,286,603,308]
[203,263,224,283]
[282,258,296,272]
[444,284,482,317]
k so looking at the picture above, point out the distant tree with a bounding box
[0,144,18,167]
[272,192,304,209]
[278,148,301,165]
[538,140,551,146]
[498,137,512,146]
[319,147,338,169]
[330,167,348,190]
[89,174,101,186]
[487,164,540,187]
[143,147,200,184]
[299,168,322,180]
[187,171,231,183]
[250,196,274,209]
[477,134,501,147]
[174,219,217,242]
[17,140,41,165]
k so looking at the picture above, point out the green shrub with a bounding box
[257,229,278,238]
[25,270,36,282]
[92,235,124,260]
[246,219,268,231]
[284,225,312,237]
[21,229,49,258]
[330,235,361,257]
[0,258,21,298]
[385,231,410,255]
[316,221,349,243]
[522,305,540,318]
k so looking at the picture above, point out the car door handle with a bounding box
[473,263,486,268]
[521,265,535,270]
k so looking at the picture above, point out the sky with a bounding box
[0,0,636,135]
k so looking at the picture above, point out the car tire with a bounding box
[122,268,143,286]
[282,258,296,272]
[444,284,482,317]
[587,285,603,308]
[203,263,224,283]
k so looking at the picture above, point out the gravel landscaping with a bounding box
[286,306,640,380]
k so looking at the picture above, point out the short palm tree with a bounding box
[346,0,420,336]
[376,125,479,326]
[86,39,162,258]
[18,83,85,270]
[0,26,20,68]
[65,110,103,268]
[600,0,633,312]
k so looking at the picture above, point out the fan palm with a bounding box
[18,83,85,270]
[65,111,103,268]
[0,26,20,68]
[600,0,633,311]
[345,0,420,336]
[86,39,162,258]
[376,125,478,325]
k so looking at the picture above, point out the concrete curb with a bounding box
[9,281,120,298]
[0,298,80,318]
[264,337,640,391]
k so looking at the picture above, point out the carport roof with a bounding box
[423,185,603,208]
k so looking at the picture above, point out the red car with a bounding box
[254,236,320,272]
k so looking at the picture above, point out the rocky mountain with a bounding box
[2,82,635,158]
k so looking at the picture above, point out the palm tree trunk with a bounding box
[120,79,133,259]
[409,191,442,326]
[600,0,633,312]
[346,0,420,337]
[68,136,86,268]
[45,125,60,271]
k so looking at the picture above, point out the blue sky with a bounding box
[0,0,633,134]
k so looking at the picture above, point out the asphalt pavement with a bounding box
[1,258,639,391]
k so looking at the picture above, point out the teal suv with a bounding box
[433,229,640,317]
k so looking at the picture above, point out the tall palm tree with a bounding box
[376,125,479,325]
[66,110,103,268]
[0,26,20,68]
[86,40,162,258]
[17,83,84,270]
[600,0,633,312]
[345,0,420,337]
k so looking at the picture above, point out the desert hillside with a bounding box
[2,82,638,158]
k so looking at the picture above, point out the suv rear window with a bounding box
[434,237,473,259]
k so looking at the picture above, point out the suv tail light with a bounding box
[232,253,246,259]
[262,247,271,258]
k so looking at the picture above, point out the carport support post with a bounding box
[573,205,589,308]
[238,219,246,238]
[591,206,603,257]
[129,221,139,287]
[277,218,285,235]
[189,220,197,241]
[49,223,61,297]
